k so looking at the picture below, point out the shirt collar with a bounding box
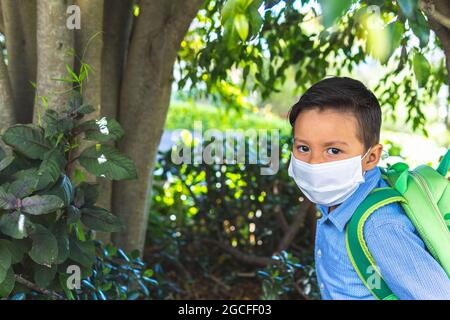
[316,166,381,232]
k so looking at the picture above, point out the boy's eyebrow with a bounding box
[293,138,349,147]
[323,140,349,147]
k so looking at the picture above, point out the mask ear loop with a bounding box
[361,147,372,176]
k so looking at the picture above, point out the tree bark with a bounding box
[111,0,203,252]
[95,0,134,244]
[33,0,74,124]
[0,41,15,128]
[73,0,108,242]
[1,0,36,124]
[423,0,450,128]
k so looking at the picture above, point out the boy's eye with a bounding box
[327,147,341,155]
[297,145,310,153]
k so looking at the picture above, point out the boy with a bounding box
[287,77,450,300]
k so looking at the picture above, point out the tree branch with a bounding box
[420,0,450,30]
[15,274,64,300]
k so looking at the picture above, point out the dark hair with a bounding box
[288,77,381,150]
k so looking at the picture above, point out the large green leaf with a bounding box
[0,187,16,210]
[21,195,64,215]
[80,117,124,142]
[53,220,69,264]
[409,11,430,48]
[318,0,353,29]
[66,205,81,225]
[234,14,249,41]
[2,125,52,160]
[76,182,99,207]
[0,155,14,172]
[79,144,137,180]
[0,212,30,239]
[8,175,39,198]
[33,263,57,289]
[0,267,15,298]
[397,0,418,20]
[28,224,58,266]
[0,239,26,264]
[81,206,124,232]
[37,148,67,187]
[413,50,430,88]
[41,175,74,207]
[0,241,12,283]
[69,237,96,267]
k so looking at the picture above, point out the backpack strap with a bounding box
[345,187,407,300]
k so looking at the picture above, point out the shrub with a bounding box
[0,92,140,299]
[147,134,319,299]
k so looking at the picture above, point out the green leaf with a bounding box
[33,263,57,289]
[66,205,81,225]
[58,273,75,300]
[79,144,137,180]
[81,206,124,232]
[397,0,418,20]
[41,175,74,207]
[75,104,95,116]
[234,14,249,41]
[0,267,15,298]
[383,20,404,64]
[69,237,96,267]
[53,220,69,264]
[79,117,124,142]
[0,212,30,239]
[0,241,12,283]
[221,0,239,23]
[8,175,39,198]
[248,1,263,38]
[78,182,99,206]
[318,0,353,29]
[2,125,52,160]
[413,50,430,87]
[0,239,27,264]
[409,11,429,47]
[0,187,16,210]
[21,195,64,215]
[37,148,67,187]
[28,224,58,266]
[0,155,15,172]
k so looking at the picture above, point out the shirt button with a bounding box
[319,283,324,290]
[317,249,322,258]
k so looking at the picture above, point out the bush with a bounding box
[257,251,319,300]
[147,133,319,299]
[0,92,148,299]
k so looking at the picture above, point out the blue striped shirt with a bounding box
[314,166,450,300]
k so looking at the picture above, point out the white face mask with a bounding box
[288,148,371,207]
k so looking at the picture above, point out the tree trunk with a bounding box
[72,0,109,242]
[423,0,450,128]
[96,0,134,244]
[111,0,203,253]
[33,0,74,124]
[0,43,15,128]
[1,0,36,124]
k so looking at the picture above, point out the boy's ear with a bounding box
[363,143,383,171]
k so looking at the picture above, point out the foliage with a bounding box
[0,93,137,299]
[166,100,290,133]
[178,0,447,135]
[147,133,317,299]
[257,250,319,300]
[64,241,158,300]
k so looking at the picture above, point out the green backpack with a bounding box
[346,149,450,300]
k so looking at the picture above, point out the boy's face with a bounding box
[292,108,382,172]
